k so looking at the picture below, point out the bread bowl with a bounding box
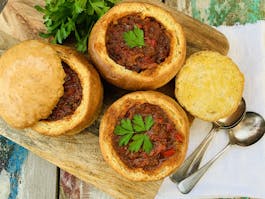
[175,51,244,122]
[99,91,189,181]
[88,1,186,90]
[0,40,103,136]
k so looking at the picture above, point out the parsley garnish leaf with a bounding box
[143,134,153,154]
[114,118,133,135]
[132,114,146,132]
[129,135,144,152]
[123,25,145,48]
[114,114,155,153]
[121,118,134,132]
[145,115,154,131]
[119,133,133,146]
[114,126,128,135]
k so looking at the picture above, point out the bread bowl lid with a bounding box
[0,40,65,128]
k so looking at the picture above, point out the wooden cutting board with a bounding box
[0,0,229,198]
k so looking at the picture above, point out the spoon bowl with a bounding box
[229,112,265,146]
[177,111,265,194]
[170,98,246,183]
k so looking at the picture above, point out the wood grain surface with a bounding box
[0,0,230,198]
[19,153,58,199]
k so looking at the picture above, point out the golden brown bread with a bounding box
[88,1,186,90]
[175,51,244,122]
[32,44,103,136]
[99,91,189,181]
[0,40,103,136]
[0,40,65,128]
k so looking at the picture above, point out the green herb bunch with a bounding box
[114,114,154,153]
[35,0,119,52]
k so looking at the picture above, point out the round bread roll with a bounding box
[88,1,186,90]
[100,91,189,181]
[175,51,244,122]
[32,44,103,136]
[0,40,65,128]
[0,40,103,136]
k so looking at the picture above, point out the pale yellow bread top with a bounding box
[0,40,65,128]
[175,51,244,122]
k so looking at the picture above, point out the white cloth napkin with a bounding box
[156,21,265,199]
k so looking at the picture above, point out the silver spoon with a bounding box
[177,111,265,194]
[170,98,246,183]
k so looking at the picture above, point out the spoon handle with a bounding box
[170,125,218,183]
[177,143,231,194]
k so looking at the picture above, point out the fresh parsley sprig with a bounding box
[114,114,154,153]
[123,26,145,48]
[35,0,119,52]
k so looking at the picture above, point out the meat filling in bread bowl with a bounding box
[112,103,183,170]
[106,14,171,73]
[46,62,82,121]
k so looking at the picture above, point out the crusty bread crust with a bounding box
[99,91,189,181]
[0,40,65,128]
[32,44,103,136]
[175,51,244,122]
[88,2,186,90]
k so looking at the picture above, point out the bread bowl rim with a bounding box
[99,91,189,181]
[88,1,186,90]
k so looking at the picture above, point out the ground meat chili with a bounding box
[112,103,183,170]
[106,14,171,73]
[45,62,82,121]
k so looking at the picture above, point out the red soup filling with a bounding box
[106,14,171,73]
[112,103,183,170]
[45,62,82,121]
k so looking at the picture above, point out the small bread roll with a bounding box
[89,1,186,90]
[175,51,244,122]
[0,40,103,136]
[0,40,65,128]
[100,91,189,181]
[32,44,103,136]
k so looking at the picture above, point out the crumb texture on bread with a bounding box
[89,2,186,90]
[175,51,244,122]
[0,40,65,128]
[99,91,189,181]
